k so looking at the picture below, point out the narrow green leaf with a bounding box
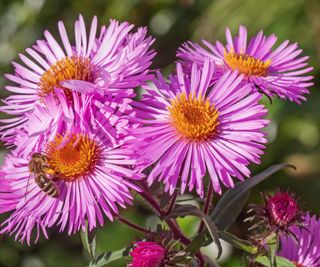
[255,256,296,267]
[81,222,97,259]
[218,231,258,254]
[165,204,222,259]
[88,247,131,267]
[266,233,279,267]
[185,231,208,254]
[212,164,294,230]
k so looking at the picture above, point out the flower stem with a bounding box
[204,182,214,214]
[164,190,178,216]
[198,181,214,233]
[117,215,152,234]
[139,187,162,215]
[138,185,205,266]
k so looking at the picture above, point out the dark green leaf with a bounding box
[212,164,294,230]
[218,231,257,254]
[255,256,296,267]
[165,204,222,259]
[185,231,209,254]
[88,247,131,267]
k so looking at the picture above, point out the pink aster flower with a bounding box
[0,91,142,244]
[278,213,320,267]
[0,14,155,144]
[177,25,313,103]
[130,60,268,197]
[12,86,135,156]
[129,242,166,267]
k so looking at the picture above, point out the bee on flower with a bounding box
[0,90,143,244]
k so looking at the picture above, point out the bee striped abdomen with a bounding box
[28,153,60,199]
[37,174,59,198]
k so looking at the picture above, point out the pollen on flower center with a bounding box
[38,56,94,97]
[168,92,219,141]
[224,50,271,76]
[45,134,100,181]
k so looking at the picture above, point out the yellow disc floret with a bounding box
[168,92,219,141]
[39,56,93,97]
[224,50,271,77]
[46,134,100,181]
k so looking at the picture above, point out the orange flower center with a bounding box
[46,134,100,181]
[168,92,219,141]
[38,56,94,98]
[224,50,271,76]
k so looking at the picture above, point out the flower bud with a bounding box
[267,192,298,227]
[128,226,193,267]
[129,241,166,267]
[248,190,304,241]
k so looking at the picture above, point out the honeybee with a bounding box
[28,153,59,198]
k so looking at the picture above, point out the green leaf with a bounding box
[255,256,296,267]
[185,231,209,254]
[266,233,279,267]
[81,222,97,259]
[211,164,294,230]
[88,247,131,267]
[218,231,258,254]
[165,204,222,259]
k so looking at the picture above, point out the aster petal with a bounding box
[58,21,73,57]
[44,30,66,60]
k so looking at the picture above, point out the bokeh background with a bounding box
[0,0,319,266]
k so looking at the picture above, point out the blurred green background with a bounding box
[0,0,319,266]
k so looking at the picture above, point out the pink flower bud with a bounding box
[267,192,298,227]
[129,241,166,267]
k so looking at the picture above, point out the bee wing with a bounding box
[24,172,33,201]
[24,172,39,201]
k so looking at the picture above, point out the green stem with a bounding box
[117,215,153,234]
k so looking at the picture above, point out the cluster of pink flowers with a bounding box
[0,14,317,267]
[0,15,155,243]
